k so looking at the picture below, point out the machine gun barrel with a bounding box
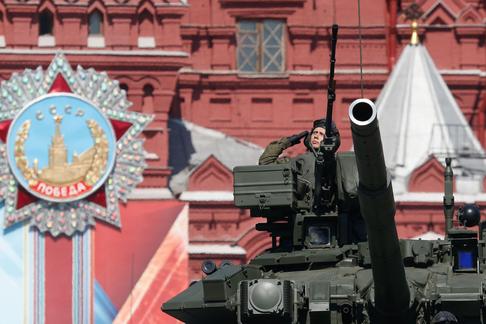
[325,24,338,138]
[348,99,411,321]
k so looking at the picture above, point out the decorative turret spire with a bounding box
[410,20,419,45]
[49,114,67,168]
[52,115,65,145]
[402,2,423,46]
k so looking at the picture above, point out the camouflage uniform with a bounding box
[258,137,292,165]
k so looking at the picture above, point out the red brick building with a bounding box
[175,0,486,280]
[0,0,485,322]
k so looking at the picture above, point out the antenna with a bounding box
[357,0,364,97]
[332,0,336,24]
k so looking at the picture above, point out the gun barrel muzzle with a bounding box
[349,99,387,191]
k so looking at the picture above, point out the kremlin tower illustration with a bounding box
[30,114,108,186]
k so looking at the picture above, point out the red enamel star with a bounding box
[0,73,133,210]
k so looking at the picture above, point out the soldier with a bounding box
[259,118,366,243]
[259,119,336,166]
[259,118,339,209]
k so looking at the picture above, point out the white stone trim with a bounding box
[395,192,486,203]
[38,35,55,47]
[179,68,388,75]
[143,151,159,160]
[179,191,234,201]
[87,35,105,48]
[138,36,156,48]
[0,48,188,57]
[127,188,174,200]
[411,231,444,240]
[439,69,485,76]
[188,244,247,255]
[156,1,188,6]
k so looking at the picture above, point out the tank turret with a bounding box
[162,99,486,324]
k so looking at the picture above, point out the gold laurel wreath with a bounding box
[84,119,109,186]
[14,121,38,185]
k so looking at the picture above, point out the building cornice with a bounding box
[188,244,247,256]
[128,188,174,200]
[0,50,188,71]
[397,23,486,37]
[454,25,485,38]
[155,5,187,18]
[225,8,297,18]
[5,4,37,15]
[207,26,236,38]
[219,0,305,5]
[180,191,234,202]
[395,192,486,204]
[177,68,389,89]
[55,4,86,14]
[179,68,389,75]
[0,48,188,57]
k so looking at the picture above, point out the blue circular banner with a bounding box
[7,93,116,202]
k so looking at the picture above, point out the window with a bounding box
[88,11,103,35]
[138,10,154,37]
[87,10,105,48]
[120,83,128,93]
[142,84,154,113]
[138,10,155,48]
[39,10,54,36]
[237,20,285,73]
[0,13,5,47]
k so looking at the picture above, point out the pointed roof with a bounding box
[168,119,263,195]
[376,44,486,194]
[411,231,444,240]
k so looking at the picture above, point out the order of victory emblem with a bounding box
[0,53,153,236]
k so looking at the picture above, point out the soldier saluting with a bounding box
[258,118,366,244]
[258,118,340,214]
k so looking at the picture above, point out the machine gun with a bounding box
[316,23,339,214]
[325,24,338,138]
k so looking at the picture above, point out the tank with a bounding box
[162,99,485,324]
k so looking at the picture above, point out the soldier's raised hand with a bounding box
[287,131,309,146]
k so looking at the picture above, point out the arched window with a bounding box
[120,83,129,93]
[0,13,4,35]
[0,12,5,47]
[39,10,53,36]
[142,84,154,113]
[88,11,103,35]
[138,10,154,37]
[137,10,155,48]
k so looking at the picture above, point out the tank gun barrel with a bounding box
[349,99,411,321]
